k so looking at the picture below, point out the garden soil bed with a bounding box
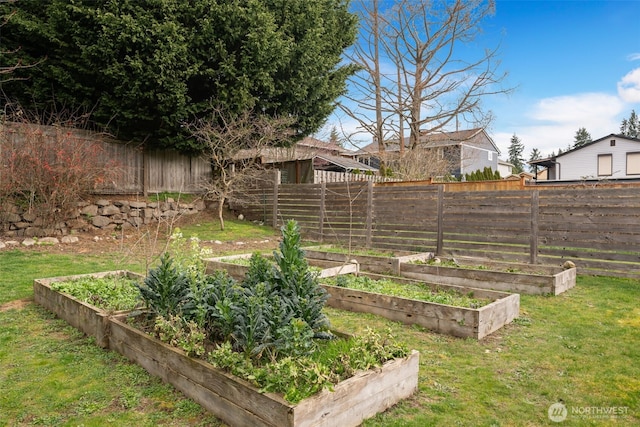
[303,247,576,295]
[321,272,520,340]
[303,247,432,275]
[33,270,420,427]
[399,256,576,295]
[33,270,143,348]
[109,313,419,427]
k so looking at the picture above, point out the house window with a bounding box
[598,154,612,176]
[488,151,493,161]
[627,152,640,175]
[610,140,616,147]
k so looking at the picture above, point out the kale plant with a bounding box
[271,220,330,334]
[137,252,190,317]
[140,220,332,362]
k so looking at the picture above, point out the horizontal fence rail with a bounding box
[236,180,640,279]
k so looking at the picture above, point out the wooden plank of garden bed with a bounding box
[34,278,111,348]
[205,259,248,281]
[33,270,142,348]
[477,294,520,338]
[322,285,480,338]
[399,262,576,296]
[109,316,293,427]
[294,351,419,427]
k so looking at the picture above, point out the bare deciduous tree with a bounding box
[340,0,387,152]
[189,108,295,230]
[342,0,510,175]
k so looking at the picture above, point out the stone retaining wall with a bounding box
[0,198,208,238]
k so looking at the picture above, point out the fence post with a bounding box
[530,190,539,264]
[272,169,280,228]
[142,149,149,196]
[319,182,326,243]
[365,181,373,247]
[436,185,444,255]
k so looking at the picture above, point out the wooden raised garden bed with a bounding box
[303,246,431,276]
[205,254,359,281]
[321,273,519,340]
[399,256,576,295]
[35,269,419,426]
[33,270,143,348]
[108,313,419,427]
[304,246,576,296]
[204,253,257,281]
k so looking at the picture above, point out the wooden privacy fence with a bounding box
[99,142,211,194]
[237,181,640,279]
[0,122,211,194]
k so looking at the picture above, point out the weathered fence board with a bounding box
[236,181,640,279]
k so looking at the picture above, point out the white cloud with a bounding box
[627,53,640,61]
[617,67,640,103]
[494,93,624,158]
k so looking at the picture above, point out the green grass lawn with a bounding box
[1,232,639,426]
[328,274,640,426]
[177,218,279,242]
[0,250,144,304]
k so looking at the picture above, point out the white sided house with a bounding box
[530,134,640,182]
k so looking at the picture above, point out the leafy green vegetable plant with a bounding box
[132,219,411,403]
[50,275,142,311]
[207,327,408,404]
[154,314,206,357]
[271,220,330,335]
[193,220,331,359]
[137,253,190,317]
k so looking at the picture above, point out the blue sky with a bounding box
[323,0,640,160]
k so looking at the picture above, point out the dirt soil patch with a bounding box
[0,297,33,312]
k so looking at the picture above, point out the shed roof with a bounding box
[315,154,378,171]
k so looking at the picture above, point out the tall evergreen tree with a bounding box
[628,110,639,138]
[620,110,639,138]
[528,148,541,173]
[507,133,525,174]
[620,118,629,135]
[329,126,343,147]
[573,127,592,148]
[0,0,358,152]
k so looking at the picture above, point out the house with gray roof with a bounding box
[354,128,499,179]
[529,134,640,183]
